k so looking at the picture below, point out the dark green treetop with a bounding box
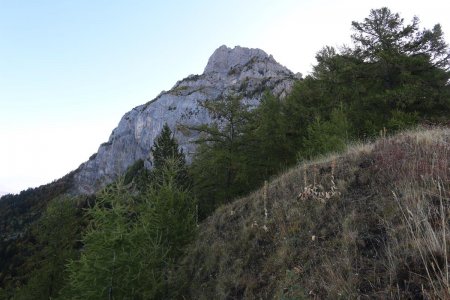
[351,7,449,69]
[150,123,189,189]
[151,123,185,170]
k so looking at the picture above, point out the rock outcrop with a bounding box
[73,45,299,194]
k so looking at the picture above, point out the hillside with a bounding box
[176,127,450,299]
[0,172,76,289]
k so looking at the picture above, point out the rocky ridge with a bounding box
[73,45,300,194]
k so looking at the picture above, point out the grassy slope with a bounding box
[175,127,450,299]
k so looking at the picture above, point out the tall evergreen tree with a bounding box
[189,95,251,218]
[350,7,450,121]
[285,7,450,140]
[300,107,350,159]
[351,7,449,68]
[151,123,185,170]
[141,158,197,261]
[62,181,167,299]
[151,123,189,187]
[63,159,197,299]
[241,92,294,184]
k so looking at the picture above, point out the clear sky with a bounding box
[1,0,449,194]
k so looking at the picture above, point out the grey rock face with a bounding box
[73,45,298,194]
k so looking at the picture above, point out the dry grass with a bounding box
[173,126,450,299]
[379,127,450,299]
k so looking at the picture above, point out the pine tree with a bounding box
[350,8,450,123]
[141,158,197,261]
[351,7,449,68]
[62,181,168,299]
[151,123,189,187]
[241,92,294,186]
[300,107,349,159]
[151,123,185,170]
[63,160,196,299]
[189,94,251,218]
[285,7,450,139]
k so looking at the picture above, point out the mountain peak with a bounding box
[72,45,296,194]
[204,45,271,74]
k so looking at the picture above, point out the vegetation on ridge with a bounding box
[175,127,450,299]
[186,6,449,221]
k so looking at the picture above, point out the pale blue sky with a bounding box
[1,0,449,194]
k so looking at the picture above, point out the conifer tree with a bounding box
[151,123,185,170]
[189,94,251,218]
[300,107,349,159]
[285,7,450,139]
[350,7,450,123]
[151,123,189,187]
[351,7,449,68]
[62,181,168,299]
[63,163,196,299]
[244,92,294,179]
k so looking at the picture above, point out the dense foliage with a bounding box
[14,197,82,300]
[189,7,450,217]
[189,95,253,218]
[0,172,76,297]
[59,126,196,299]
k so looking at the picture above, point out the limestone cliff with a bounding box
[73,45,299,194]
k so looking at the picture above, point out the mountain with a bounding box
[0,46,299,293]
[72,45,300,194]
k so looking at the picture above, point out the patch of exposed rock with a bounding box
[73,45,299,194]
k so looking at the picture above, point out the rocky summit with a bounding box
[73,45,299,194]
